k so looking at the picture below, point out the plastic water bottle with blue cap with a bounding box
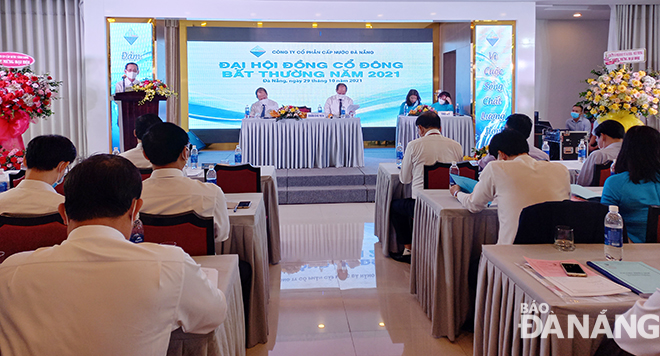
[190,145,199,169]
[604,205,624,261]
[112,147,120,155]
[318,104,322,113]
[206,164,217,184]
[395,142,404,168]
[542,141,550,158]
[234,145,242,164]
[244,105,250,118]
[577,139,587,163]
[449,161,459,185]
[130,219,144,243]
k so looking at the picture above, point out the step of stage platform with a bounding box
[276,167,377,204]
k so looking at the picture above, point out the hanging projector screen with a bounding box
[187,27,433,129]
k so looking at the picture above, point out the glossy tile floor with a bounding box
[247,203,474,356]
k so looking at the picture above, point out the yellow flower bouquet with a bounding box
[131,79,177,105]
[579,67,660,118]
[407,104,436,116]
[270,105,307,121]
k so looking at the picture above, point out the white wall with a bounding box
[535,19,609,130]
[82,1,536,153]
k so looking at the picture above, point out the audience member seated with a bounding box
[565,104,591,132]
[601,126,660,243]
[140,122,230,250]
[479,113,549,170]
[450,130,571,244]
[0,154,227,355]
[390,111,463,262]
[577,120,624,186]
[119,113,162,169]
[0,135,76,214]
[614,288,660,355]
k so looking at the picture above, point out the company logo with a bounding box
[250,46,266,58]
[124,28,138,45]
[486,31,499,47]
[519,302,660,339]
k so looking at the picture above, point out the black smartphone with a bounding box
[561,263,587,277]
[237,201,251,209]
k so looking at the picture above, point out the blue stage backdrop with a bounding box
[187,27,433,129]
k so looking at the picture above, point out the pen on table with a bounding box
[233,204,239,213]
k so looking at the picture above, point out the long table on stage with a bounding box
[396,115,474,157]
[240,118,365,169]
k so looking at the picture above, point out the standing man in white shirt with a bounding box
[249,87,279,118]
[566,104,592,132]
[577,120,624,186]
[114,62,140,93]
[141,122,230,250]
[119,113,162,169]
[390,111,463,262]
[450,130,571,244]
[0,135,76,214]
[0,154,227,356]
[324,83,354,117]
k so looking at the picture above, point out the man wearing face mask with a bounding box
[431,91,454,113]
[0,154,227,355]
[140,122,230,249]
[565,104,591,132]
[0,135,76,214]
[114,62,140,93]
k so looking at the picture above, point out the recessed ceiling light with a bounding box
[318,324,325,329]
[573,13,582,17]
[312,23,318,28]
[201,22,207,27]
[430,12,436,16]
[379,322,385,327]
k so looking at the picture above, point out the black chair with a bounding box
[514,200,628,244]
[646,206,660,243]
[139,211,214,256]
[139,168,153,181]
[8,170,25,188]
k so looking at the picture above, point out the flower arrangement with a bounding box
[0,147,25,170]
[270,105,307,121]
[407,104,436,116]
[131,79,177,105]
[578,67,660,117]
[464,145,489,161]
[0,66,61,122]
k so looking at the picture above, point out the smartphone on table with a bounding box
[561,262,587,277]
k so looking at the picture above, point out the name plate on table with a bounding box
[438,111,453,116]
[306,113,326,119]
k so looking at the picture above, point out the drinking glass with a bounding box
[554,225,575,251]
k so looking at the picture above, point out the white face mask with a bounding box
[438,99,446,105]
[126,71,138,80]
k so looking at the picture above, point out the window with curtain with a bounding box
[616,4,660,71]
[0,0,87,157]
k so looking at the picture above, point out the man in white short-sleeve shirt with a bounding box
[0,154,226,356]
[0,135,76,215]
[324,82,354,117]
[451,130,570,245]
[249,87,279,118]
[140,122,230,250]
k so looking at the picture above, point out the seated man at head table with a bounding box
[0,134,76,214]
[450,129,571,245]
[566,104,592,132]
[479,113,549,170]
[390,111,463,262]
[249,87,279,118]
[140,122,230,249]
[119,113,163,169]
[324,82,354,117]
[576,120,624,186]
[0,154,227,356]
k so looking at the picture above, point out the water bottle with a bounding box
[318,104,322,113]
[610,159,616,174]
[206,164,217,184]
[604,205,624,261]
[577,139,587,163]
[190,145,199,169]
[395,142,404,168]
[0,169,9,192]
[542,141,550,157]
[403,104,408,115]
[130,219,144,243]
[234,145,242,164]
[112,147,120,155]
[340,107,346,118]
[449,161,460,185]
[455,104,461,116]
[245,105,250,118]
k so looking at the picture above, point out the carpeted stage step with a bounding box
[276,167,377,204]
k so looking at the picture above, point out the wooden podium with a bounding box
[113,92,167,151]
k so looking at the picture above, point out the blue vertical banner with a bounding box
[473,22,515,148]
[108,22,154,150]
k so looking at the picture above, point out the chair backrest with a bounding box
[54,177,65,195]
[514,200,628,244]
[646,205,660,243]
[139,211,214,256]
[423,161,479,189]
[9,170,25,188]
[0,213,68,262]
[139,168,153,181]
[213,164,261,193]
[590,161,612,187]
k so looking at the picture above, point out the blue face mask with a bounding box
[571,112,580,119]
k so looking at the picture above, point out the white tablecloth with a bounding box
[474,244,658,356]
[396,115,474,157]
[410,189,499,341]
[239,118,365,169]
[373,162,411,256]
[167,255,246,356]
[222,193,269,348]
[559,160,583,184]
